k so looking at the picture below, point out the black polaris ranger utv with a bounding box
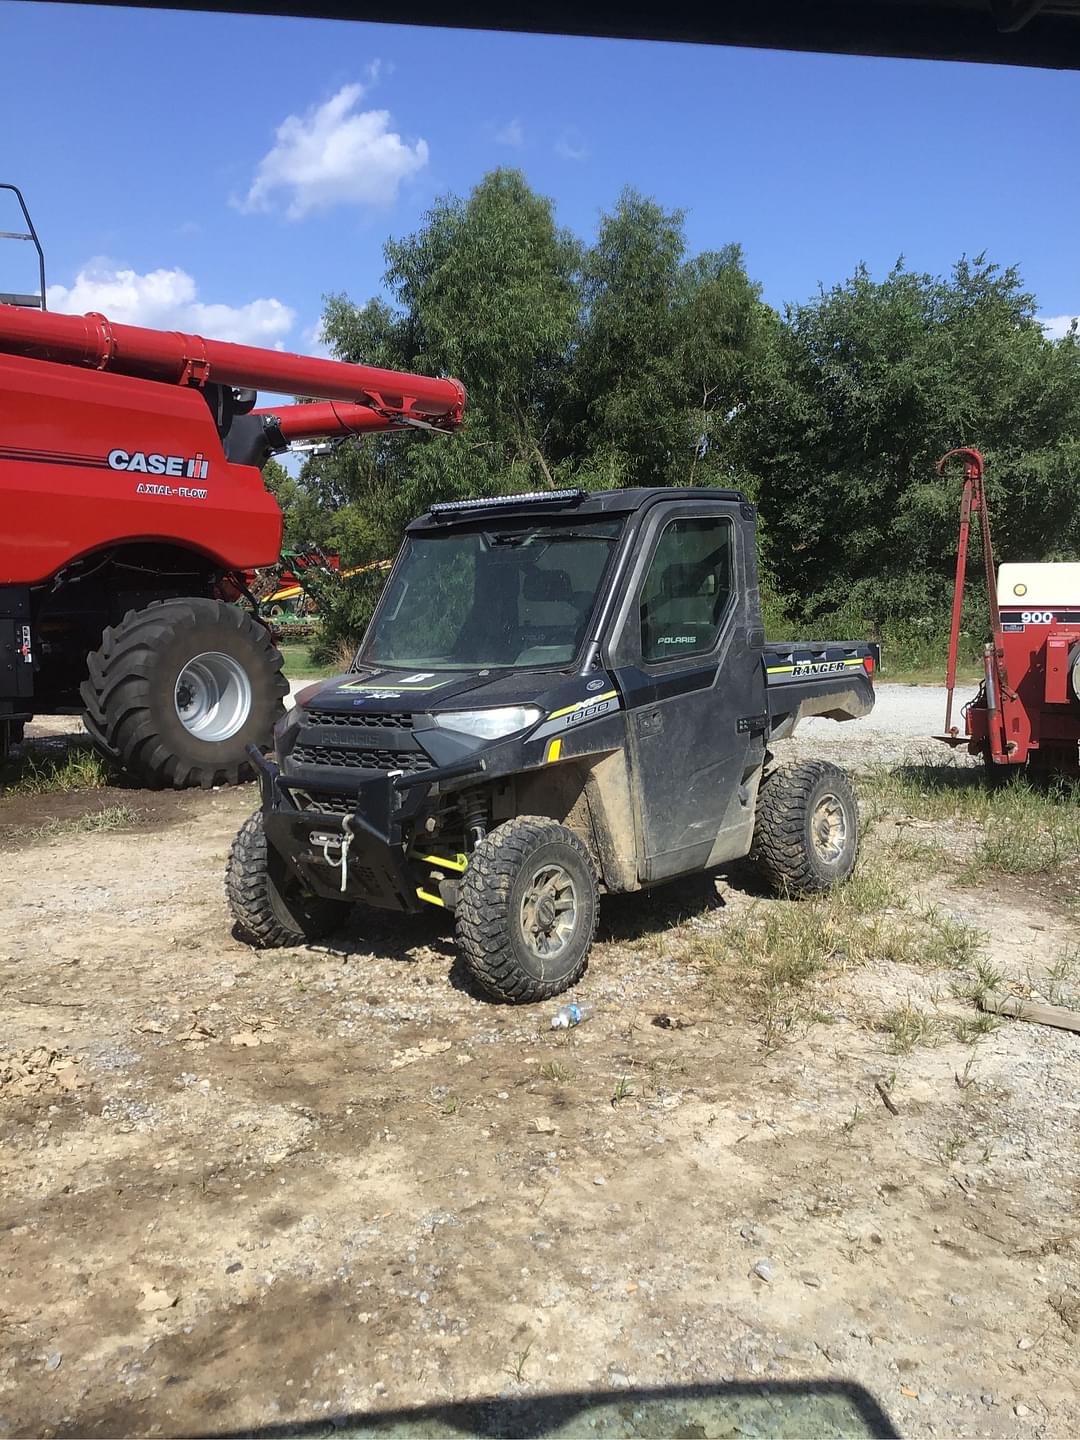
[227,487,876,1003]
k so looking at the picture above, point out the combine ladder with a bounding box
[0,184,46,309]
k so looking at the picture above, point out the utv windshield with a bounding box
[359,519,623,671]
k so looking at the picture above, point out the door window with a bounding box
[639,515,735,662]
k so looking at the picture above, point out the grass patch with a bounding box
[876,1001,940,1054]
[885,832,942,870]
[866,762,1080,881]
[953,1012,1001,1044]
[970,805,1080,881]
[879,664,982,687]
[918,904,986,970]
[1,742,113,795]
[1044,947,1080,1006]
[539,1060,573,1084]
[950,957,1004,1007]
[30,803,138,841]
[276,641,340,682]
[866,761,1070,823]
[837,857,906,913]
[938,1130,967,1165]
[691,853,989,1047]
[695,856,979,1045]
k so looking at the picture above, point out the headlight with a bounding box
[432,706,542,740]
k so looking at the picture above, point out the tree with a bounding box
[286,170,583,577]
[267,177,1080,667]
[732,257,1080,632]
[383,167,580,485]
[297,174,768,562]
[553,192,768,490]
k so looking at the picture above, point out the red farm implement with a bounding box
[936,447,1080,780]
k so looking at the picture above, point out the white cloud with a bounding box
[1040,314,1079,341]
[47,262,296,346]
[495,118,524,148]
[300,318,335,360]
[239,82,428,219]
[554,128,589,162]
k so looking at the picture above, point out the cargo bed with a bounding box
[763,640,878,740]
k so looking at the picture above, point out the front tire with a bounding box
[226,810,347,948]
[455,817,599,1004]
[750,760,859,895]
[81,598,288,789]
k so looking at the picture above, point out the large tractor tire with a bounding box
[226,810,347,947]
[750,759,859,895]
[81,598,288,789]
[455,817,599,1004]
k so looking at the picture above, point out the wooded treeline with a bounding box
[266,169,1080,664]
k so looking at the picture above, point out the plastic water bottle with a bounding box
[550,1002,594,1030]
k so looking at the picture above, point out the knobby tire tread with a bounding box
[455,816,598,1004]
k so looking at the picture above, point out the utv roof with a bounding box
[409,486,748,530]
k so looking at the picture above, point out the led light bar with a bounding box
[429,488,584,518]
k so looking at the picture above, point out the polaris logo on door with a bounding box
[108,448,210,480]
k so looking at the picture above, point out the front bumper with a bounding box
[250,747,481,912]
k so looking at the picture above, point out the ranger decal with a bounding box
[767,658,865,679]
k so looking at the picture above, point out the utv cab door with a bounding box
[605,499,767,883]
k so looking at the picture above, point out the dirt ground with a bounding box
[1,719,1078,1439]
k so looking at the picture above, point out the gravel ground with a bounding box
[7,678,1080,1440]
[1,761,1077,1440]
[788,683,980,772]
[802,684,977,739]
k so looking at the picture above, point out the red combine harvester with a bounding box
[0,198,464,787]
[937,447,1080,780]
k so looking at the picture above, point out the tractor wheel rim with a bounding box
[811,793,847,864]
[520,862,578,962]
[174,652,252,742]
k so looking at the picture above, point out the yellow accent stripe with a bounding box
[416,887,446,908]
[545,737,563,764]
[547,689,617,720]
[766,658,865,675]
[409,851,468,873]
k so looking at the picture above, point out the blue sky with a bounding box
[2,1,1078,352]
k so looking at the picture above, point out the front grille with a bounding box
[304,709,414,730]
[293,791,356,815]
[291,743,433,774]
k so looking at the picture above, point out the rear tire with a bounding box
[226,810,346,948]
[750,760,859,895]
[455,817,598,1004]
[81,598,288,789]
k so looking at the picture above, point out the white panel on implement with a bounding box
[998,562,1080,607]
